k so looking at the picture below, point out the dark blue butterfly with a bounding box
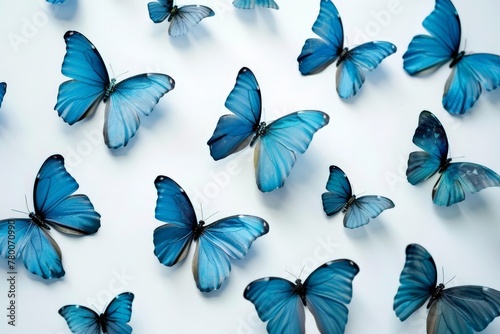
[403,0,500,115]
[0,82,6,108]
[59,292,134,334]
[153,175,269,292]
[233,0,279,10]
[244,259,359,334]
[297,0,396,99]
[394,244,500,333]
[55,30,175,149]
[0,155,101,279]
[148,0,214,37]
[47,0,66,3]
[207,67,329,192]
[406,110,500,206]
[322,165,394,229]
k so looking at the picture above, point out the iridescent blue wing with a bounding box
[153,176,196,267]
[406,111,448,185]
[403,0,460,74]
[254,110,329,192]
[147,0,172,23]
[244,277,305,334]
[344,196,394,229]
[58,305,101,334]
[193,215,268,292]
[0,82,6,108]
[0,219,64,279]
[207,67,261,161]
[55,31,109,125]
[297,0,344,75]
[321,165,352,216]
[34,155,101,235]
[47,0,66,3]
[443,53,500,115]
[103,292,134,334]
[394,244,437,322]
[304,259,359,334]
[232,0,279,9]
[336,42,396,98]
[427,286,500,334]
[433,162,500,206]
[104,74,175,149]
[168,5,215,37]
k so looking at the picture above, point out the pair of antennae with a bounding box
[11,195,30,215]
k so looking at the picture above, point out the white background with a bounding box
[1,0,500,333]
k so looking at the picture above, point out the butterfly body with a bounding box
[394,244,500,333]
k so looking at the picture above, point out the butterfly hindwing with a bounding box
[343,196,394,229]
[168,5,215,37]
[233,0,279,9]
[147,0,173,23]
[254,110,329,192]
[58,305,101,334]
[0,82,6,108]
[193,215,268,292]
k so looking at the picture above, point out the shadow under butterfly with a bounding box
[394,243,500,333]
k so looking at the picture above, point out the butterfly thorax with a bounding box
[250,122,267,147]
[450,51,465,68]
[168,6,179,21]
[29,212,50,230]
[336,48,350,66]
[439,158,452,173]
[193,220,206,241]
[342,195,357,213]
[293,279,307,306]
[99,313,108,333]
[103,79,117,102]
[427,283,445,308]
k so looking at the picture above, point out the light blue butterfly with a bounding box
[298,0,396,99]
[55,31,175,149]
[233,0,279,10]
[47,0,66,3]
[0,82,6,108]
[403,0,500,115]
[207,67,329,192]
[148,0,214,37]
[322,165,394,228]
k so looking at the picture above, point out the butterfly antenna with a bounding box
[24,194,31,212]
[284,270,298,279]
[11,209,28,215]
[204,211,219,222]
[298,266,305,279]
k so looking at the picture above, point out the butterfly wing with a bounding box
[153,176,196,266]
[193,215,269,292]
[344,196,395,229]
[403,0,460,74]
[168,5,215,37]
[147,0,172,23]
[58,305,101,334]
[336,42,396,98]
[394,244,437,321]
[34,154,101,235]
[207,67,261,161]
[55,31,109,125]
[432,162,500,206]
[254,110,329,192]
[443,53,500,115]
[103,292,135,334]
[321,165,352,216]
[104,73,175,149]
[304,259,360,334]
[0,219,65,279]
[406,110,448,185]
[0,82,6,107]
[233,0,279,9]
[427,286,500,334]
[244,277,305,334]
[297,0,344,75]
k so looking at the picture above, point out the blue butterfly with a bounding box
[207,67,329,192]
[322,165,394,229]
[403,0,500,115]
[244,259,359,334]
[47,0,66,3]
[233,0,279,10]
[0,155,101,279]
[55,30,175,149]
[406,110,500,206]
[153,175,269,292]
[59,292,134,334]
[147,0,215,37]
[0,82,6,108]
[394,244,500,333]
[297,0,396,99]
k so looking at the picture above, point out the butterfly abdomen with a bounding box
[99,313,108,333]
[342,195,356,213]
[438,158,452,173]
[168,6,179,21]
[336,47,350,66]
[450,51,465,68]
[250,122,267,147]
[427,283,445,309]
[29,212,50,230]
[192,220,206,241]
[103,79,117,102]
[293,279,308,306]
